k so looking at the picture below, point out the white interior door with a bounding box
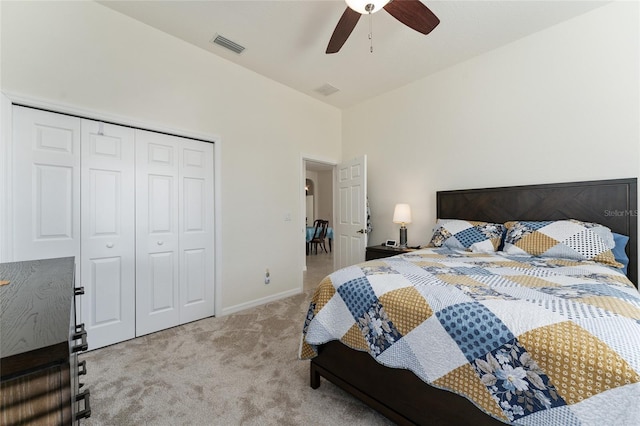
[12,106,80,271]
[178,139,214,324]
[135,130,181,336]
[334,155,367,269]
[81,119,135,349]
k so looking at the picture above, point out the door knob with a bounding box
[106,243,114,248]
[157,241,164,246]
[357,229,365,234]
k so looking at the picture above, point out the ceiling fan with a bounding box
[326,0,440,54]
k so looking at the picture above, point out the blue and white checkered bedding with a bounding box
[300,248,640,425]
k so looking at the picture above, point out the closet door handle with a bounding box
[106,242,114,248]
[78,360,87,376]
[76,389,91,420]
[72,323,88,353]
[157,241,164,246]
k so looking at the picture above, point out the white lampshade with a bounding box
[345,0,390,14]
[393,203,412,224]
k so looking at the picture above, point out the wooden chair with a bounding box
[309,220,329,254]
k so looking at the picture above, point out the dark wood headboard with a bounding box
[437,178,638,285]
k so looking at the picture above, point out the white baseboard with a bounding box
[219,287,303,317]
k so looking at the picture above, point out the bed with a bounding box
[300,178,638,425]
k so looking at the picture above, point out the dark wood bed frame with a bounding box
[310,178,638,425]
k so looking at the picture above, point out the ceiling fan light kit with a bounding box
[345,0,390,15]
[326,0,440,54]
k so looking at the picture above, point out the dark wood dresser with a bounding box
[0,257,90,425]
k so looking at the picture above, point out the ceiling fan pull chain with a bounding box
[368,11,373,53]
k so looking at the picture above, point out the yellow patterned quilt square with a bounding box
[437,274,486,287]
[434,363,507,421]
[518,321,640,405]
[506,275,559,288]
[579,296,640,321]
[341,323,369,351]
[378,287,432,336]
[311,277,336,313]
[516,232,560,256]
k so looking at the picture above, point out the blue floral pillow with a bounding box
[429,219,505,253]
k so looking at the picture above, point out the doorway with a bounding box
[303,159,335,291]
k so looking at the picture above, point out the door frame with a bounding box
[0,93,13,262]
[0,91,223,316]
[300,154,337,277]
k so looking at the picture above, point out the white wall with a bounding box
[0,1,341,313]
[304,168,332,226]
[316,170,333,224]
[343,2,639,254]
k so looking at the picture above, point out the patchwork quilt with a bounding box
[300,248,640,425]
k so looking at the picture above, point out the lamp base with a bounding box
[399,226,407,248]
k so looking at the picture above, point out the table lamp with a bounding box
[393,203,411,248]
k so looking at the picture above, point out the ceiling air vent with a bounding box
[211,34,245,54]
[314,83,340,97]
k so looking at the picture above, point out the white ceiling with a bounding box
[99,0,609,109]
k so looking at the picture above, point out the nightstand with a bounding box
[365,245,415,261]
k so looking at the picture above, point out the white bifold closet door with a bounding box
[135,130,214,336]
[80,120,136,349]
[12,107,81,269]
[10,106,215,348]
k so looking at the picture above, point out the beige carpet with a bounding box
[81,253,393,425]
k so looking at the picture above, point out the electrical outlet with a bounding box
[264,269,270,284]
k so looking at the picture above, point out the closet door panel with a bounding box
[179,140,214,324]
[184,248,205,303]
[148,251,176,311]
[91,256,124,322]
[81,120,135,349]
[35,165,74,238]
[12,106,80,265]
[184,178,205,231]
[148,175,174,232]
[136,130,180,336]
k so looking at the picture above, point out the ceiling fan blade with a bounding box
[383,0,440,35]
[326,7,361,54]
